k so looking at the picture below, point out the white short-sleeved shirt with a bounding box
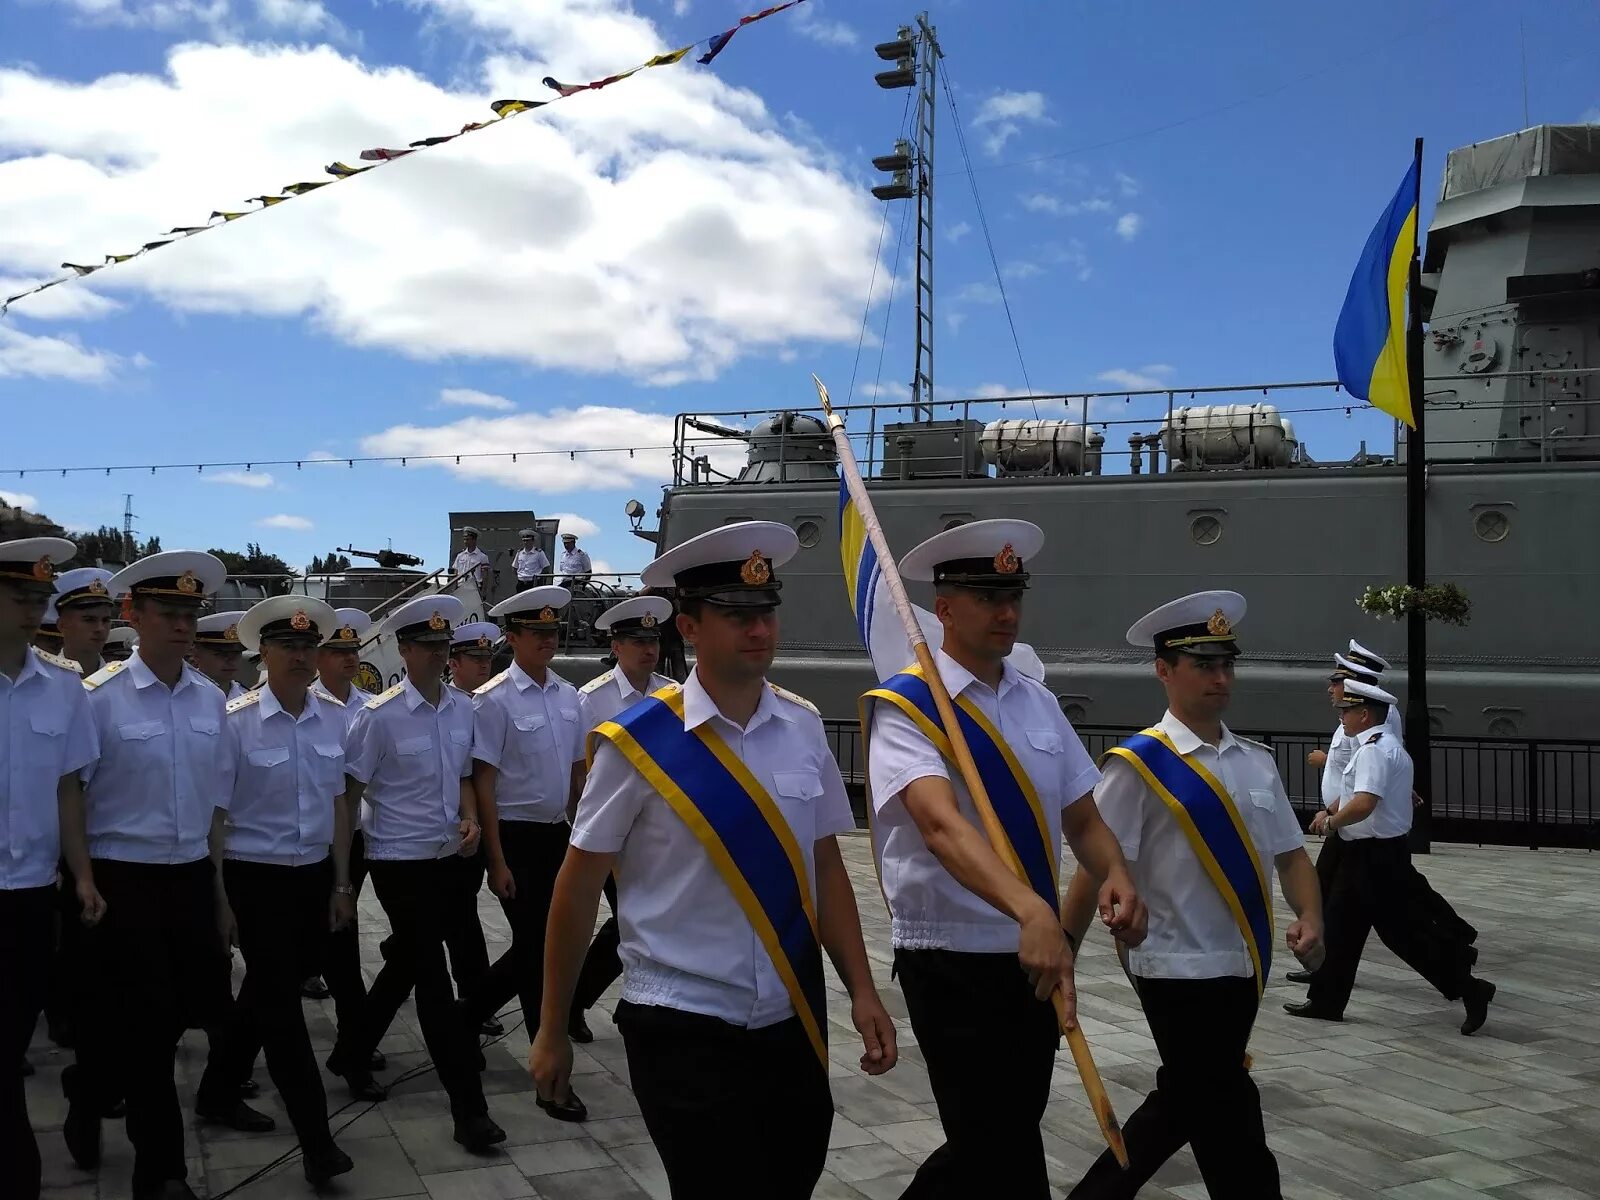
[311,682,374,739]
[1094,711,1304,980]
[221,685,345,867]
[578,667,675,734]
[2,648,99,889]
[81,653,230,865]
[453,548,490,584]
[866,649,1101,953]
[471,664,584,824]
[513,548,549,581]
[569,670,855,1029]
[558,549,592,576]
[1322,704,1403,810]
[1337,725,1414,841]
[347,678,474,861]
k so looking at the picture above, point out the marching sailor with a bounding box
[0,538,101,1200]
[51,568,116,674]
[1286,677,1495,1034]
[339,593,504,1149]
[446,621,498,1028]
[862,519,1143,1199]
[462,588,586,1096]
[73,552,235,1200]
[513,529,549,590]
[567,594,676,1042]
[192,612,250,700]
[192,597,356,1186]
[102,626,136,663]
[532,523,897,1199]
[1063,591,1324,1200]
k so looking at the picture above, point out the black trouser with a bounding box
[79,857,231,1194]
[321,829,371,1049]
[617,999,832,1200]
[573,873,622,1015]
[1309,835,1474,1016]
[197,859,335,1151]
[1314,827,1345,899]
[2,885,54,1200]
[1071,976,1279,1199]
[46,860,89,1043]
[465,820,568,1031]
[1406,863,1477,944]
[355,859,487,1119]
[347,848,489,1058]
[894,948,1060,1199]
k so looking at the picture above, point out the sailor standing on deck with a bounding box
[461,589,586,1099]
[453,527,491,590]
[567,594,676,1043]
[192,612,250,700]
[862,519,1143,1200]
[1063,591,1325,1200]
[73,551,236,1200]
[0,538,101,1200]
[339,594,504,1150]
[191,597,357,1187]
[532,523,898,1199]
[513,529,549,591]
[556,533,591,588]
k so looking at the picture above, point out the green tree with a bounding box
[207,541,297,596]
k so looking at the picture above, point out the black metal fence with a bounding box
[823,720,1599,850]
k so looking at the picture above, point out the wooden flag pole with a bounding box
[814,374,1128,1169]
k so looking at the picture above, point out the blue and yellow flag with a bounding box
[1333,156,1420,429]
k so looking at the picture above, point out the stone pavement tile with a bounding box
[859,1055,936,1107]
[1379,1182,1495,1199]
[827,1075,930,1126]
[1433,1125,1551,1160]
[1499,1182,1596,1199]
[850,1174,920,1200]
[1340,1065,1498,1114]
[1450,1106,1564,1137]
[827,1114,881,1149]
[1403,1150,1534,1189]
[810,1172,868,1198]
[1517,1149,1600,1192]
[608,1139,670,1200]
[201,1130,304,1170]
[868,1118,945,1161]
[532,1166,648,1199]
[582,1115,655,1149]
[1312,1084,1484,1138]
[209,1133,425,1199]
[824,1141,920,1183]
[1265,1126,1429,1194]
[421,1163,538,1199]
[509,1137,617,1177]
[39,1186,96,1200]
[388,1116,519,1175]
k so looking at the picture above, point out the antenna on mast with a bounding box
[121,493,137,561]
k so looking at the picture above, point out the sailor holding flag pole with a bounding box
[819,374,1136,1192]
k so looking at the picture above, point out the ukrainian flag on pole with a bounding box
[1334,155,1421,429]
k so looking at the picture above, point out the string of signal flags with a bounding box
[0,0,812,316]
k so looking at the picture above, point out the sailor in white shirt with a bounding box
[556,533,591,585]
[73,551,234,1199]
[452,526,491,589]
[864,520,1141,1200]
[0,538,101,1200]
[532,523,896,1199]
[338,593,504,1150]
[1291,678,1494,1035]
[1065,591,1323,1200]
[102,626,136,663]
[192,611,250,700]
[512,529,549,590]
[567,594,675,1043]
[310,608,377,725]
[51,567,116,674]
[191,597,356,1186]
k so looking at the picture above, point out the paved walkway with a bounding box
[25,836,1600,1199]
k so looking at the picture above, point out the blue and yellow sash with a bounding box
[589,686,828,1069]
[1104,729,1274,995]
[861,665,1058,910]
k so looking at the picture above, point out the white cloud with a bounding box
[952,281,1001,305]
[1003,260,1042,281]
[1115,213,1144,241]
[0,13,883,382]
[258,513,313,529]
[1021,193,1112,216]
[254,0,331,33]
[548,512,599,538]
[0,281,120,320]
[1097,364,1175,390]
[946,312,966,334]
[0,490,41,511]
[944,220,972,243]
[1115,171,1140,197]
[1583,106,1600,124]
[792,2,857,47]
[51,0,342,37]
[203,469,276,488]
[0,326,125,382]
[439,387,515,411]
[360,404,746,492]
[972,90,1051,156]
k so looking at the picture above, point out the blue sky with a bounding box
[2,0,1597,580]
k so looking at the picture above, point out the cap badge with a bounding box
[1206,608,1232,636]
[538,606,557,622]
[32,556,55,581]
[740,551,771,586]
[88,578,108,596]
[175,570,200,595]
[476,635,491,650]
[427,611,448,631]
[289,610,311,632]
[337,625,357,642]
[994,543,1020,575]
[640,612,658,628]
[224,623,240,641]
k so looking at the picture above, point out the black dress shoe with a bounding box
[238,1078,260,1100]
[452,1113,507,1152]
[303,1143,355,1186]
[197,1099,277,1133]
[368,1049,387,1073]
[1461,978,1495,1036]
[1282,1000,1343,1023]
[326,1052,388,1101]
[536,1088,588,1123]
[568,1012,594,1044]
[300,976,331,1000]
[1467,945,1479,967]
[1285,969,1314,985]
[480,1016,504,1037]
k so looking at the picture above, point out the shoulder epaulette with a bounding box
[314,688,346,708]
[768,682,819,716]
[1235,733,1276,755]
[227,689,262,714]
[366,682,405,710]
[35,647,82,675]
[83,660,126,691]
[1368,732,1384,744]
[578,669,615,696]
[474,670,511,696]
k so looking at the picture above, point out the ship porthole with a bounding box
[795,519,822,548]
[1190,514,1223,546]
[1473,509,1509,543]
[1060,701,1087,723]
[1487,715,1518,737]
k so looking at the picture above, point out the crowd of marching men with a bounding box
[3,518,1493,1200]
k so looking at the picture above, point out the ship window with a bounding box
[1473,509,1510,543]
[1190,514,1223,546]
[940,514,972,532]
[794,518,822,548]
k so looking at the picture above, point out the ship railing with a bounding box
[823,719,1599,850]
[672,367,1600,484]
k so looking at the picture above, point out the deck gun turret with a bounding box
[340,545,424,570]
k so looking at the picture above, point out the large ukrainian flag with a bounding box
[1334,156,1420,429]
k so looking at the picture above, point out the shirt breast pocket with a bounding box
[513,714,546,737]
[25,712,67,766]
[1025,729,1063,755]
[771,771,823,840]
[395,735,433,756]
[312,742,343,789]
[246,747,292,769]
[1243,788,1281,845]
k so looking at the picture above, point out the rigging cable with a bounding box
[846,82,917,407]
